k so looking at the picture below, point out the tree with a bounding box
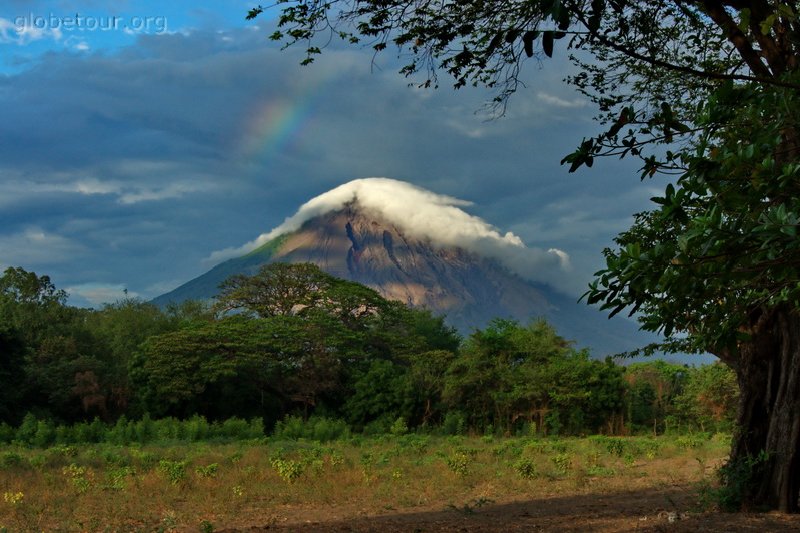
[135,316,282,419]
[0,267,104,422]
[216,262,335,317]
[0,324,25,423]
[216,262,393,327]
[443,319,623,435]
[586,83,800,510]
[0,266,70,346]
[248,0,800,511]
[674,362,739,433]
[623,361,688,435]
[85,298,186,418]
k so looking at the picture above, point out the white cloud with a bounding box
[14,176,214,204]
[207,177,570,286]
[536,92,587,109]
[65,283,139,307]
[0,227,84,265]
[116,182,212,204]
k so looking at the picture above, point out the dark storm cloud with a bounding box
[0,22,658,305]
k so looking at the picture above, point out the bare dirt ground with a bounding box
[220,485,800,532]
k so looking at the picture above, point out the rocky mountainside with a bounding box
[153,201,654,357]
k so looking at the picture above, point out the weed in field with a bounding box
[2,492,23,505]
[195,463,219,479]
[270,457,304,483]
[400,435,429,454]
[63,463,92,493]
[51,445,78,458]
[129,447,159,470]
[232,485,244,497]
[159,510,178,532]
[358,451,376,482]
[448,497,494,515]
[551,453,572,475]
[328,450,345,467]
[675,434,708,450]
[642,439,661,459]
[586,464,617,477]
[0,452,23,469]
[105,465,136,490]
[492,440,523,458]
[552,440,569,454]
[199,518,215,532]
[158,460,188,485]
[589,435,626,457]
[27,454,46,471]
[102,448,130,467]
[445,452,471,476]
[514,458,537,479]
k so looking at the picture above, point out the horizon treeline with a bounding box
[0,264,738,437]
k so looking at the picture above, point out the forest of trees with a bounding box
[0,265,737,438]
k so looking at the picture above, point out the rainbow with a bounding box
[238,80,328,162]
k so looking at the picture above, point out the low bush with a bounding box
[272,415,350,442]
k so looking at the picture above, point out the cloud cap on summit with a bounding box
[207,177,571,290]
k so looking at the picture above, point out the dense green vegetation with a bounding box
[0,265,737,439]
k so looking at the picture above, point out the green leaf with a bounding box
[542,31,554,57]
[522,31,537,57]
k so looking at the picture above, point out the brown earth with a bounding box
[219,485,800,532]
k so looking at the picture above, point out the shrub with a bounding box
[15,413,38,445]
[195,463,219,479]
[514,458,538,479]
[0,451,24,469]
[219,417,251,439]
[0,423,14,444]
[32,420,55,447]
[105,466,136,490]
[675,433,709,450]
[107,415,136,445]
[441,412,466,436]
[389,417,408,436]
[551,453,572,475]
[272,415,350,442]
[184,415,211,441]
[589,435,627,457]
[63,463,91,493]
[158,459,188,485]
[445,452,471,476]
[270,457,304,483]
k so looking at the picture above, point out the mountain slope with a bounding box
[153,201,653,357]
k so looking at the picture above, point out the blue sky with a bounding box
[0,0,660,309]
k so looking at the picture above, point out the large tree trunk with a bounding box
[727,305,800,512]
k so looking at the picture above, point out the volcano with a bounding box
[153,178,654,356]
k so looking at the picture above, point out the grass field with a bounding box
[0,432,744,532]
